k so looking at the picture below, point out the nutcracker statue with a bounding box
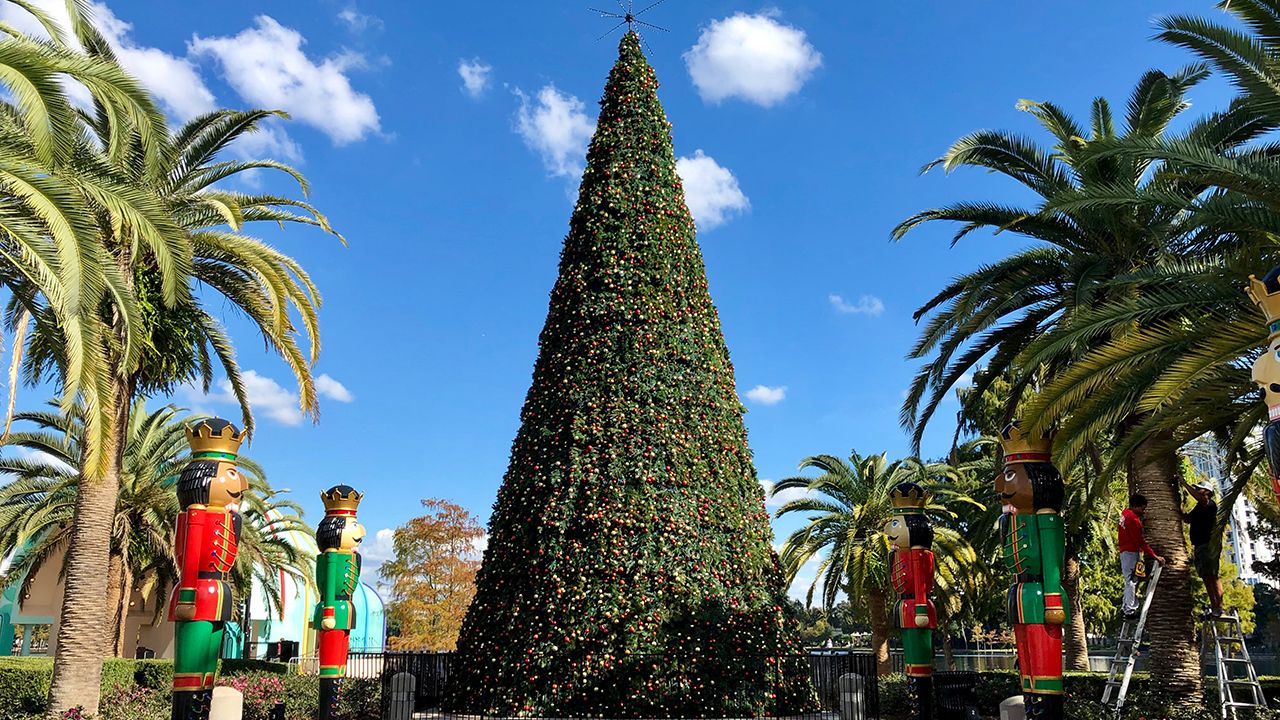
[1248,267,1280,504]
[314,485,366,720]
[168,418,249,720]
[997,421,1066,720]
[884,481,936,720]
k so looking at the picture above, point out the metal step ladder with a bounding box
[1101,563,1162,714]
[1206,612,1268,720]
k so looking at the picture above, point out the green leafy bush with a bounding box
[131,660,172,693]
[220,673,286,720]
[337,677,381,719]
[97,684,168,720]
[0,657,53,717]
[221,659,288,676]
[280,673,320,720]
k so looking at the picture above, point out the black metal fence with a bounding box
[373,651,879,720]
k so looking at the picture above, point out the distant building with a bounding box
[0,515,385,659]
[1183,436,1277,586]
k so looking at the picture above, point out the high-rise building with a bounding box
[1183,437,1276,586]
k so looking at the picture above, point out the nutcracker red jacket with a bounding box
[1118,507,1156,557]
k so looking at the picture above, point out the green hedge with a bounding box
[0,657,170,717]
[881,671,1280,720]
[0,657,291,717]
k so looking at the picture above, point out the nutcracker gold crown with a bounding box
[1247,270,1280,340]
[185,418,246,456]
[999,421,1052,463]
[320,485,363,516]
[890,482,927,510]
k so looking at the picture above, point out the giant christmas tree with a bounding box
[446,33,813,718]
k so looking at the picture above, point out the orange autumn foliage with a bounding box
[380,498,485,651]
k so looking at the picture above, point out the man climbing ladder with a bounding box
[1183,479,1225,617]
[1118,494,1164,620]
[1102,562,1161,713]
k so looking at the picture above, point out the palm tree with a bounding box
[0,401,241,653]
[0,400,313,658]
[0,2,177,470]
[953,373,1121,671]
[0,7,194,708]
[892,69,1274,699]
[231,486,315,657]
[771,452,980,676]
[5,11,340,710]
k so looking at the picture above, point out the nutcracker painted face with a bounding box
[319,516,366,552]
[318,484,365,552]
[177,459,248,510]
[995,463,1035,513]
[884,513,933,550]
[1253,336,1280,409]
[1248,269,1280,410]
[884,515,911,550]
[180,418,249,509]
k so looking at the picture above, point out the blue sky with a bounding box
[0,1,1243,597]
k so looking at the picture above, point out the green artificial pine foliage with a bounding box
[446,33,815,717]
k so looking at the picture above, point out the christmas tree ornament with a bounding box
[168,419,248,720]
[314,485,366,720]
[997,422,1066,720]
[1249,268,1280,504]
[885,482,936,720]
[447,31,812,717]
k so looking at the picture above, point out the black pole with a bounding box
[241,595,252,659]
[319,678,340,720]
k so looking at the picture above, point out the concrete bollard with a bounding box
[999,695,1025,720]
[209,686,244,720]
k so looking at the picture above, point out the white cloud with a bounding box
[0,1,216,120]
[337,6,382,34]
[956,372,975,389]
[458,59,493,99]
[761,479,814,510]
[514,84,596,178]
[469,532,489,560]
[684,11,822,107]
[829,293,884,317]
[359,527,396,584]
[178,370,300,426]
[233,122,304,162]
[233,370,305,426]
[8,445,75,475]
[316,374,354,403]
[178,370,354,426]
[190,16,381,145]
[91,5,215,120]
[745,384,787,406]
[676,150,749,230]
[785,554,828,603]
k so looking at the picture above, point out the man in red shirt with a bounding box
[1119,494,1165,619]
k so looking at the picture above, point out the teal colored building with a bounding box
[1,521,386,659]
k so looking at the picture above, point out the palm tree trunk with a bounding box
[942,630,955,671]
[868,586,891,676]
[1063,554,1089,672]
[103,550,124,657]
[242,594,253,659]
[1129,430,1201,702]
[115,564,132,657]
[46,376,132,716]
